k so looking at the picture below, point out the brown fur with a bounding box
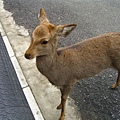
[25,8,120,120]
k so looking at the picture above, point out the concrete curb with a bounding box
[0,22,44,120]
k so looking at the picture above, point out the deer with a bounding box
[25,8,120,120]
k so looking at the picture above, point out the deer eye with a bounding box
[41,40,48,45]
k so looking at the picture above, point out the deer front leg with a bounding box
[57,89,63,110]
[58,86,72,120]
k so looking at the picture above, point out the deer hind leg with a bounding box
[111,71,120,89]
[57,86,72,120]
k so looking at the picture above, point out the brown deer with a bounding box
[25,8,120,120]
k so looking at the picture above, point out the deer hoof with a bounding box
[59,116,65,120]
[111,83,117,89]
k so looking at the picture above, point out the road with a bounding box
[3,0,120,120]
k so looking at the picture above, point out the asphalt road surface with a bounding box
[3,0,120,120]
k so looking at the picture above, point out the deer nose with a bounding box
[25,53,31,59]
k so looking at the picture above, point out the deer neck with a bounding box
[36,46,58,74]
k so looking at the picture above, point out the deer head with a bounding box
[25,8,76,59]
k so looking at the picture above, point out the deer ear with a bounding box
[56,24,77,37]
[38,8,49,23]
